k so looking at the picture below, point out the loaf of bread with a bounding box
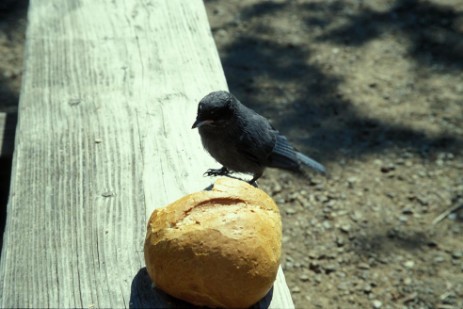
[144,177,282,308]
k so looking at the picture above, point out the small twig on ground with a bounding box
[432,204,463,225]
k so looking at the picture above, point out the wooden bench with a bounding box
[0,1,294,307]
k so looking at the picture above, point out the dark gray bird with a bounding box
[192,91,325,184]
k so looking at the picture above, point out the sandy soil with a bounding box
[1,1,463,308]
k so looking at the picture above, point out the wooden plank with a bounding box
[0,1,294,308]
[0,112,17,158]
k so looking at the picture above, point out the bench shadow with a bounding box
[0,0,27,255]
[0,112,18,254]
[1,112,17,157]
[0,157,12,253]
[130,267,274,309]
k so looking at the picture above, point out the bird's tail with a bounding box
[296,152,326,174]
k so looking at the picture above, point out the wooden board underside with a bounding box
[0,1,294,308]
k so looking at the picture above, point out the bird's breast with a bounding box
[198,127,262,174]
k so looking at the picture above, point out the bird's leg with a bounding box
[248,179,259,188]
[248,172,262,187]
[203,166,230,177]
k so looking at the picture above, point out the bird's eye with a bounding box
[198,104,203,111]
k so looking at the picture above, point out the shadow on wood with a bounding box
[0,157,12,253]
[0,113,17,159]
[130,267,274,309]
[0,113,16,253]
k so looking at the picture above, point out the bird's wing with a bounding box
[234,105,325,174]
[268,131,326,174]
[235,112,275,165]
[235,107,297,170]
[266,132,301,171]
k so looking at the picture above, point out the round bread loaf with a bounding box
[144,177,282,308]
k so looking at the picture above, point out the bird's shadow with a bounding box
[129,268,274,309]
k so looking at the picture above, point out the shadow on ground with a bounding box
[314,0,463,72]
[215,0,463,163]
[350,228,434,258]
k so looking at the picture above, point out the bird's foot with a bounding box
[203,167,230,177]
[248,180,259,188]
[248,176,260,187]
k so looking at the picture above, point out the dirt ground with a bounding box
[1,1,463,308]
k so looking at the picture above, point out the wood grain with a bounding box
[0,0,294,308]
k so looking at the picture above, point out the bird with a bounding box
[192,90,325,184]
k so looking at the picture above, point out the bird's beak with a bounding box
[192,119,214,129]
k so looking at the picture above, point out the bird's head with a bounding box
[192,91,236,129]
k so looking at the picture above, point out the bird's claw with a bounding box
[248,180,259,188]
[203,167,229,177]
